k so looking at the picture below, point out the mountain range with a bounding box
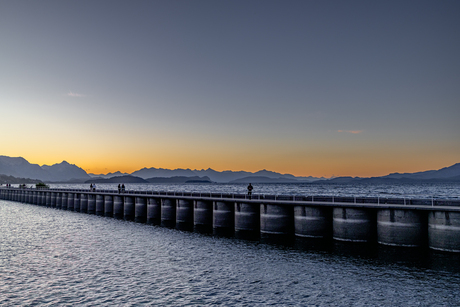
[0,155,459,184]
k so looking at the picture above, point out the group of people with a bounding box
[118,184,125,193]
[89,183,96,192]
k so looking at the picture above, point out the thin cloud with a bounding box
[337,130,363,134]
[67,91,85,98]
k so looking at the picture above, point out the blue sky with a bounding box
[1,0,459,176]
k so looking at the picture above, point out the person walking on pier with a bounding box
[118,184,121,193]
[247,183,253,199]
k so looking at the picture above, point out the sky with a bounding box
[1,0,459,177]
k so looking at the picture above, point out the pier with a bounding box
[1,187,460,252]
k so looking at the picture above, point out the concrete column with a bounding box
[51,192,57,208]
[56,192,62,209]
[113,195,124,219]
[61,193,68,210]
[260,204,293,239]
[67,193,74,211]
[87,194,96,214]
[176,199,193,231]
[235,202,260,240]
[124,196,135,221]
[428,211,460,252]
[74,193,81,212]
[213,201,234,237]
[333,208,375,242]
[194,200,213,233]
[377,209,426,247]
[104,195,113,217]
[80,194,88,213]
[294,206,332,239]
[45,192,51,207]
[147,198,161,225]
[96,194,105,216]
[135,197,147,223]
[161,198,176,228]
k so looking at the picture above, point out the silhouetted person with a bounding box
[247,183,253,199]
[121,184,125,193]
[118,184,121,193]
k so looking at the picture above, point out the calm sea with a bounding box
[1,183,460,306]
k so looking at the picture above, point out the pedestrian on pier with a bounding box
[247,183,253,199]
[121,184,125,193]
[118,184,121,193]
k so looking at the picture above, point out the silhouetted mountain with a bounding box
[146,176,212,183]
[0,156,90,182]
[131,167,197,179]
[383,163,460,180]
[229,176,307,184]
[86,175,148,183]
[88,171,129,178]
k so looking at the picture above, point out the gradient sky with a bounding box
[1,0,459,177]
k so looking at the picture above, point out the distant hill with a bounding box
[383,163,460,180]
[85,175,148,184]
[0,156,90,182]
[229,176,307,184]
[146,176,212,184]
[0,174,41,184]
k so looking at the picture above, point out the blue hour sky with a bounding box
[1,0,459,177]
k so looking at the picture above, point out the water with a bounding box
[46,182,460,200]
[2,197,460,306]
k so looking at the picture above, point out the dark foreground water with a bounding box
[1,200,460,306]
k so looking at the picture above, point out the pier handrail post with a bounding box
[378,197,379,205]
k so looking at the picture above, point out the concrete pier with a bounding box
[104,195,113,217]
[377,209,426,247]
[213,201,234,237]
[113,195,124,219]
[294,206,332,239]
[74,193,81,212]
[80,194,88,213]
[88,194,96,214]
[176,199,193,231]
[194,200,213,233]
[67,193,74,211]
[96,194,104,216]
[235,202,260,240]
[1,187,460,253]
[333,208,375,242]
[260,204,293,239]
[124,196,135,221]
[147,198,161,225]
[161,198,176,228]
[428,211,460,252]
[135,197,147,223]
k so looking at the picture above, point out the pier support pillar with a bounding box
[147,198,161,225]
[213,201,234,237]
[176,199,193,231]
[135,197,147,223]
[377,209,426,247]
[113,196,124,219]
[333,208,375,242]
[260,204,294,240]
[194,200,213,233]
[80,194,88,213]
[124,196,135,221]
[87,194,96,214]
[294,206,332,239]
[235,202,260,240]
[104,195,113,217]
[96,194,105,216]
[161,198,176,228]
[428,211,460,252]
